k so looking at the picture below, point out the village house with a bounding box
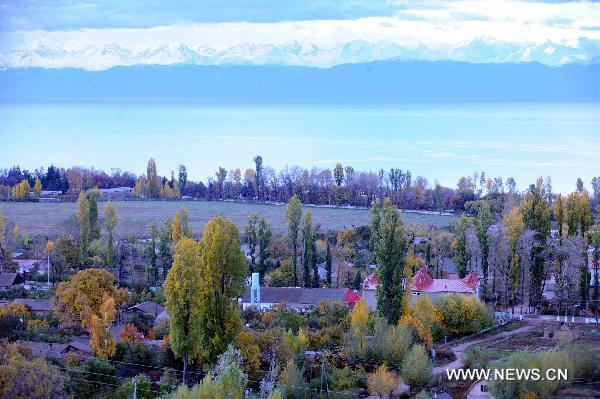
[127,301,165,318]
[13,298,54,316]
[362,268,480,311]
[0,272,25,290]
[466,380,493,399]
[241,273,361,310]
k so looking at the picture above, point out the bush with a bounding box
[367,364,398,399]
[115,342,163,369]
[435,294,494,336]
[463,346,491,369]
[153,322,170,340]
[67,357,118,399]
[279,360,308,399]
[401,345,431,388]
[491,351,572,399]
[565,344,599,382]
[116,374,154,399]
[275,309,308,334]
[328,366,363,397]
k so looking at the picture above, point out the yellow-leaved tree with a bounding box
[54,268,117,326]
[89,294,117,359]
[351,298,369,355]
[171,208,191,243]
[367,364,398,399]
[33,178,42,198]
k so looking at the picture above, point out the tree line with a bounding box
[3,157,599,213]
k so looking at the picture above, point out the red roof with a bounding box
[413,269,434,290]
[462,272,480,289]
[345,289,362,309]
[363,273,378,290]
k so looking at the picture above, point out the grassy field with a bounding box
[0,200,456,238]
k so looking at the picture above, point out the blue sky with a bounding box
[1,0,599,69]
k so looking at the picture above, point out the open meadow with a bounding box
[0,200,456,238]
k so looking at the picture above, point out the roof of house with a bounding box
[411,269,476,294]
[242,287,360,306]
[128,301,165,316]
[14,298,54,312]
[363,274,378,291]
[0,272,24,288]
[155,310,169,325]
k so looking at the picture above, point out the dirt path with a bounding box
[432,324,535,375]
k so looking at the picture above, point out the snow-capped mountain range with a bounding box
[2,37,600,70]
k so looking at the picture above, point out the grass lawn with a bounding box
[0,200,456,238]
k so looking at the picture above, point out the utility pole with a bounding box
[133,379,137,399]
[47,254,51,287]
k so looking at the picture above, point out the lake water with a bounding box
[1,101,599,193]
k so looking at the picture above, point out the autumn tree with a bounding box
[337,227,356,287]
[197,217,248,363]
[11,179,30,200]
[103,200,118,266]
[172,208,192,243]
[164,238,203,384]
[286,195,302,286]
[351,298,369,355]
[372,198,407,324]
[33,178,42,198]
[89,294,117,359]
[301,210,313,287]
[75,191,90,263]
[0,353,68,399]
[146,158,161,199]
[367,364,398,399]
[54,268,117,326]
[505,208,524,313]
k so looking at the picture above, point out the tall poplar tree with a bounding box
[521,179,550,309]
[197,217,247,363]
[301,210,313,287]
[372,198,407,324]
[286,195,302,287]
[75,192,90,264]
[146,158,160,199]
[325,240,332,286]
[245,212,259,270]
[164,238,203,384]
[103,201,118,267]
[254,155,263,201]
[453,213,470,279]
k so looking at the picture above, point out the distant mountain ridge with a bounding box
[1,61,599,102]
[2,37,600,71]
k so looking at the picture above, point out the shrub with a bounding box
[367,364,398,399]
[435,294,494,336]
[116,374,154,399]
[401,345,431,388]
[279,359,308,399]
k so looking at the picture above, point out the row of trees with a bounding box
[5,158,599,212]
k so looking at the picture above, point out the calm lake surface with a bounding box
[1,101,599,193]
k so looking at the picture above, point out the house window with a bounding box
[481,384,489,392]
[413,292,421,296]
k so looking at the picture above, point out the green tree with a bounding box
[0,354,68,399]
[159,219,173,279]
[402,344,431,388]
[521,178,550,308]
[66,358,118,399]
[301,210,313,287]
[0,210,7,265]
[245,212,259,270]
[116,375,154,399]
[372,198,407,324]
[467,201,495,288]
[254,155,263,200]
[453,213,470,279]
[87,188,102,240]
[75,191,91,264]
[146,158,161,199]
[334,163,344,186]
[145,222,160,284]
[197,217,248,363]
[286,195,302,287]
[178,164,188,194]
[325,240,332,286]
[103,200,118,266]
[164,238,203,384]
[257,217,272,281]
[505,208,524,313]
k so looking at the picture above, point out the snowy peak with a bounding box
[3,37,600,70]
